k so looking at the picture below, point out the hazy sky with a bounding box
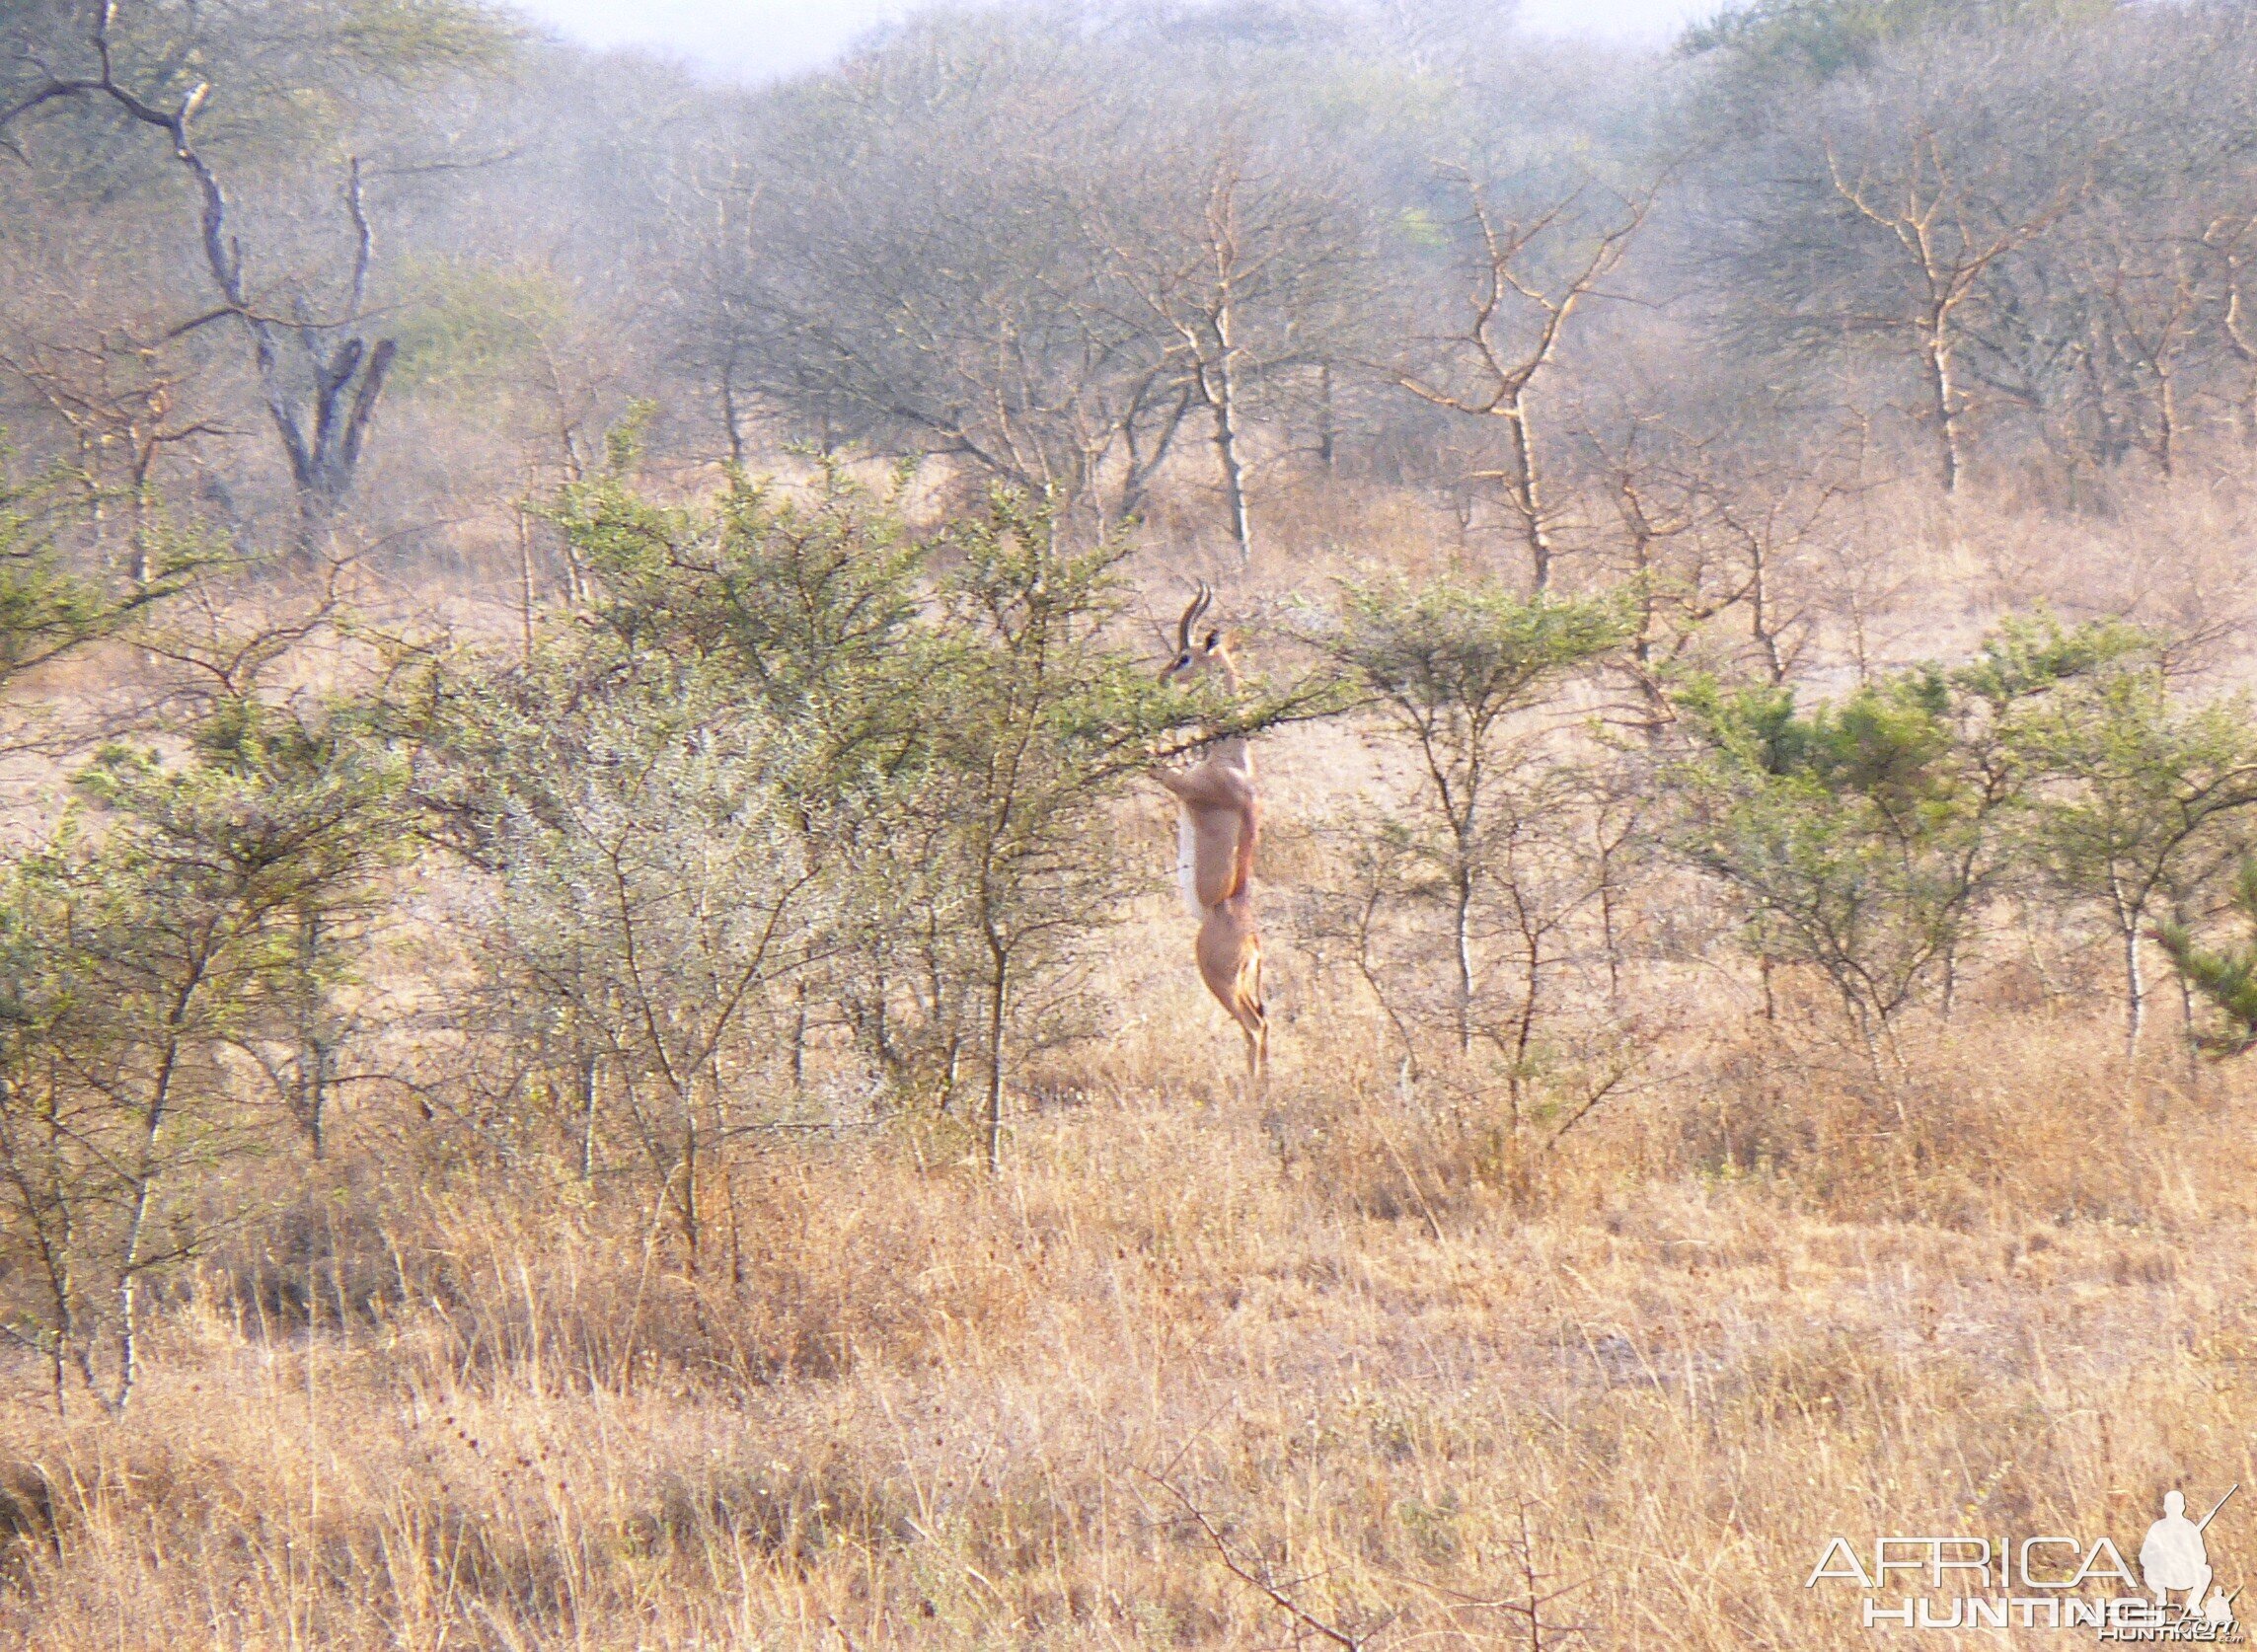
[512,0,1715,82]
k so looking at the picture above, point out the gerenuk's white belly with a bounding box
[1177,810,1203,917]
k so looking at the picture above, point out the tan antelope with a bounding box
[1156,584,1268,1088]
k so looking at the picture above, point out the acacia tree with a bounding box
[913,496,1289,1167]
[1672,622,2117,1070]
[2002,631,2257,1062]
[0,691,407,1413]
[2158,862,2257,1059]
[480,687,824,1269]
[414,459,906,1246]
[1307,577,1628,1071]
[437,450,1293,1178]
[1676,672,1979,1066]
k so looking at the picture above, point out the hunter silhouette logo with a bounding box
[2144,1489,2238,1628]
[1805,1483,2244,1638]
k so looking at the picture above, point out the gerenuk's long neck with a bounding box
[1210,662,1252,776]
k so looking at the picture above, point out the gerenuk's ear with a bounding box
[1204,630,1222,650]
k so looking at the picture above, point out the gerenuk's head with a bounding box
[1160,583,1240,690]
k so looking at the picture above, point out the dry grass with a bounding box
[10,485,2257,1647]
[5,991,2254,1649]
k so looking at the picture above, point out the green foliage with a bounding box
[432,458,1304,1170]
[2006,663,2257,927]
[1679,670,1957,808]
[551,457,927,742]
[0,690,411,1407]
[1953,613,2151,711]
[1312,579,1629,908]
[1677,671,1972,1045]
[923,491,1212,916]
[78,696,415,908]
[1306,575,1630,1085]
[2157,863,2257,1058]
[1681,0,2116,82]
[1667,612,2257,1066]
[0,458,206,687]
[2000,632,2257,1052]
[1320,576,1631,765]
[1394,205,1451,251]
[336,0,520,77]
[391,261,581,399]
[1675,637,2057,1046]
[1671,617,2178,1052]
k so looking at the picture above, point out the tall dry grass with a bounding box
[10,481,2257,1647]
[5,988,2253,1649]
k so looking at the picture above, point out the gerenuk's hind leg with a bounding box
[1197,903,1267,1095]
[1240,945,1268,1094]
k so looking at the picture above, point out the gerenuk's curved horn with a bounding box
[1176,584,1213,653]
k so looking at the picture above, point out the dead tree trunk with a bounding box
[1399,171,1650,592]
[3,11,397,551]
